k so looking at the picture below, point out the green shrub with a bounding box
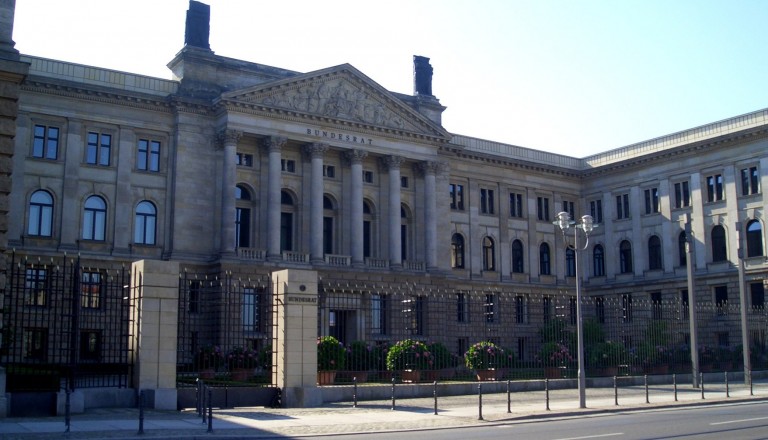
[386,339,434,370]
[465,341,514,370]
[317,336,346,370]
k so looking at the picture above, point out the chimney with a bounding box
[413,55,433,97]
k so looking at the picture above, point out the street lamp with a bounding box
[553,211,596,409]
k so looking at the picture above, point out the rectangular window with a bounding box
[680,289,689,321]
[323,165,336,178]
[595,296,605,324]
[751,282,765,310]
[644,188,659,214]
[651,291,662,320]
[33,124,59,160]
[480,188,495,214]
[706,174,724,202]
[137,139,160,172]
[86,132,111,166]
[236,152,253,167]
[590,199,603,223]
[25,268,47,306]
[450,184,465,210]
[242,287,264,333]
[81,271,101,309]
[616,194,630,219]
[371,294,388,335]
[281,159,296,173]
[543,296,552,322]
[741,166,760,196]
[188,280,200,314]
[457,292,469,323]
[715,285,728,314]
[400,176,409,188]
[79,330,101,361]
[24,328,48,361]
[484,294,495,323]
[562,200,575,219]
[404,296,424,336]
[537,196,550,221]
[363,170,374,183]
[515,295,526,324]
[509,192,523,218]
[674,181,690,208]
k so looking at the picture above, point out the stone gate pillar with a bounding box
[271,269,320,407]
[131,259,180,410]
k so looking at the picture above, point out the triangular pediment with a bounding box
[219,64,449,140]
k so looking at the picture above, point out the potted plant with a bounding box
[317,336,346,385]
[539,342,573,378]
[588,341,628,376]
[429,341,459,380]
[345,340,379,382]
[386,339,434,382]
[227,346,258,381]
[194,344,224,379]
[638,342,670,374]
[465,341,513,381]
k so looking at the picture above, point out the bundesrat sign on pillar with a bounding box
[272,269,321,408]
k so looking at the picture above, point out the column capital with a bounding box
[303,142,329,158]
[380,155,405,170]
[216,129,243,148]
[264,136,287,152]
[344,149,368,165]
[417,160,447,176]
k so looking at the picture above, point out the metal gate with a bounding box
[1,253,134,416]
[176,270,279,408]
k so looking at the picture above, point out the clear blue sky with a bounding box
[11,0,768,157]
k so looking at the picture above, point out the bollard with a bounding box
[207,388,213,433]
[507,380,511,414]
[433,381,438,415]
[673,374,678,401]
[353,377,358,408]
[478,383,483,421]
[65,388,71,433]
[644,375,649,404]
[614,376,618,406]
[196,379,201,417]
[545,378,550,411]
[701,372,705,400]
[725,372,729,398]
[391,377,396,411]
[202,385,207,424]
[137,389,145,435]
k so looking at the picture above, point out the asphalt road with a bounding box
[300,400,768,440]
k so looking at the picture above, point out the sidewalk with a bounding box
[2,380,767,440]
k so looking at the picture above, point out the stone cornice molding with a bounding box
[263,136,287,152]
[22,79,175,114]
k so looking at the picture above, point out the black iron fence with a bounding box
[317,282,768,384]
[0,252,133,392]
[176,270,277,388]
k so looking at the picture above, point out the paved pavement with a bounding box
[2,380,767,439]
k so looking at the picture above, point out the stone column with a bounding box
[382,155,404,268]
[265,136,286,260]
[130,259,180,410]
[271,269,321,407]
[305,143,328,263]
[419,161,440,270]
[219,129,242,255]
[346,149,368,266]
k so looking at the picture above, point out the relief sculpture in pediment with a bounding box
[260,79,407,130]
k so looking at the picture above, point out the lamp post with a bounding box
[554,211,596,409]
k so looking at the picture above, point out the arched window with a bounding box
[593,245,605,277]
[711,225,727,262]
[82,195,106,241]
[235,185,251,248]
[363,200,375,258]
[648,235,662,270]
[565,248,576,277]
[451,233,465,268]
[678,232,688,267]
[746,220,764,258]
[511,239,524,273]
[28,190,53,237]
[280,190,294,251]
[134,201,157,245]
[619,240,633,273]
[323,195,336,254]
[539,243,551,275]
[482,236,495,271]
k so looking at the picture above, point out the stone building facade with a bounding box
[4,2,768,370]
